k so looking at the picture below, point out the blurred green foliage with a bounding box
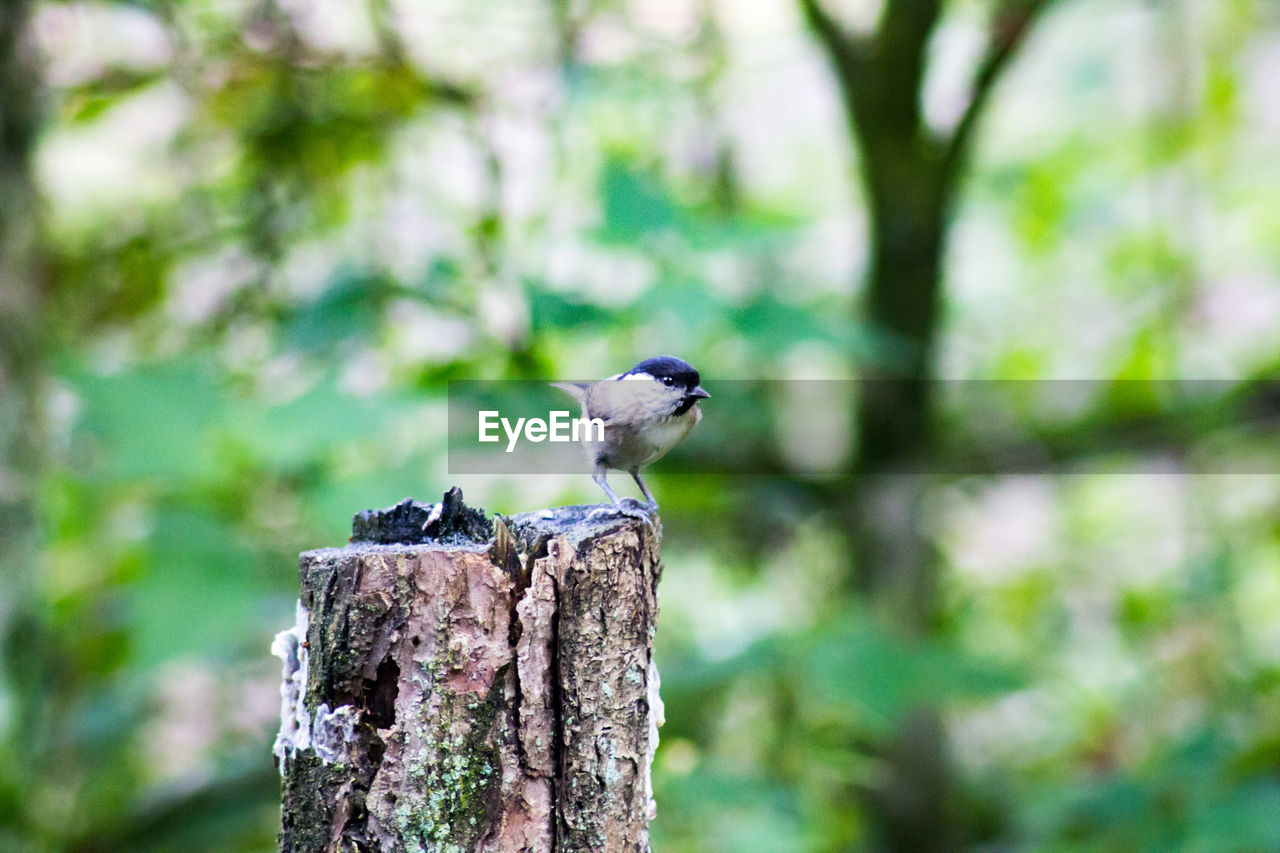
[3,0,1280,850]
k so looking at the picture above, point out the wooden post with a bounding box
[274,489,663,853]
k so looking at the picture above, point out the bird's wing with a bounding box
[583,379,669,426]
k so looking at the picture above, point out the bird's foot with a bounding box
[588,498,661,533]
[587,498,650,521]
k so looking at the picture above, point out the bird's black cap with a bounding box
[624,356,701,390]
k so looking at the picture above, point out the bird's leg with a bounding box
[588,465,657,529]
[592,465,624,507]
[630,469,658,512]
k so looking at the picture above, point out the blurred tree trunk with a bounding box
[799,0,1057,848]
[0,0,42,590]
[0,0,48,784]
[276,495,663,853]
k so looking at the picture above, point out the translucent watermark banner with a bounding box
[447,379,1280,475]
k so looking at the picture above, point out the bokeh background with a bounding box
[2,0,1280,849]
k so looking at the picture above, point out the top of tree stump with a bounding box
[345,487,653,552]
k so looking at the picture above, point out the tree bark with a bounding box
[275,489,663,853]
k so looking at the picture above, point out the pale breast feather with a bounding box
[634,406,700,465]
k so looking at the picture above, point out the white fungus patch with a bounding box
[644,657,665,821]
[272,600,361,772]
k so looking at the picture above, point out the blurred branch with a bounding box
[942,0,1059,181]
[797,0,863,82]
[549,0,582,71]
[877,0,944,134]
[363,0,478,106]
[366,0,406,63]
[694,0,740,214]
[881,0,945,48]
[800,0,942,146]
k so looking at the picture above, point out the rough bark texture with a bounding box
[275,489,663,853]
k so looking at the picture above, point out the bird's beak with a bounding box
[688,386,710,399]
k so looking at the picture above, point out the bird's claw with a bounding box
[588,498,661,533]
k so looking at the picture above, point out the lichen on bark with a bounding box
[276,491,663,853]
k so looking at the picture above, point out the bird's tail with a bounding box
[549,381,589,402]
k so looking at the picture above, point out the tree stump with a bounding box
[273,488,664,853]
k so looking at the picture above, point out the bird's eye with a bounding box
[662,376,675,386]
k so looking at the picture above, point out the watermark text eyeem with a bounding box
[478,410,605,453]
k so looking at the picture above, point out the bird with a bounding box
[551,356,709,523]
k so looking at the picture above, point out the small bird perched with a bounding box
[551,356,709,522]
